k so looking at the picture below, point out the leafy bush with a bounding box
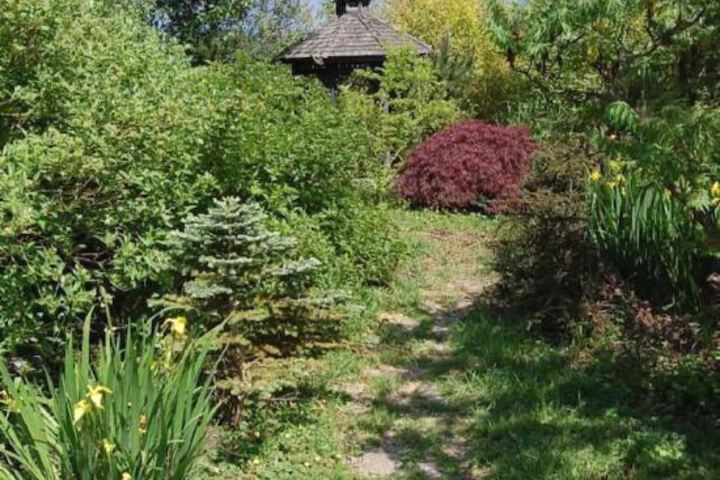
[493,136,598,333]
[0,318,218,480]
[195,57,403,293]
[344,48,464,167]
[0,0,401,356]
[396,121,536,210]
[0,0,219,356]
[383,0,517,118]
[147,0,312,62]
[315,203,405,288]
[204,56,385,216]
[585,103,720,311]
[489,0,720,313]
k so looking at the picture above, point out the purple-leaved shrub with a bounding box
[395,121,536,210]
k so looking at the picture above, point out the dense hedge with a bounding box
[0,0,399,357]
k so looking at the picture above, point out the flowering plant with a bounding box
[0,316,219,480]
[589,172,707,310]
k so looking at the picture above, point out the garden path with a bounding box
[203,210,720,479]
[343,214,496,479]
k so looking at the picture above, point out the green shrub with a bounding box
[345,48,464,167]
[0,317,218,480]
[0,0,219,355]
[0,0,401,356]
[584,103,720,311]
[204,56,383,214]
[494,136,598,334]
[316,203,405,288]
[489,0,720,314]
[186,57,405,292]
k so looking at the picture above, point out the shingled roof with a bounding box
[280,10,432,64]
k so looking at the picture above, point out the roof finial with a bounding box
[336,0,370,16]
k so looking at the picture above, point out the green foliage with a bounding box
[0,0,401,357]
[589,176,707,310]
[602,102,720,208]
[151,0,314,62]
[0,317,218,480]
[199,58,404,291]
[489,0,720,312]
[153,0,252,60]
[431,32,476,105]
[233,0,315,59]
[346,48,464,166]
[159,198,340,359]
[0,0,215,356]
[316,203,404,288]
[489,0,719,112]
[164,198,321,321]
[202,56,386,216]
[118,0,314,62]
[494,136,598,332]
[384,0,517,118]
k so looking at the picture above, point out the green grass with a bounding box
[196,208,720,480]
[436,309,720,479]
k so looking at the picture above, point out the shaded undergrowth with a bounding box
[445,303,720,479]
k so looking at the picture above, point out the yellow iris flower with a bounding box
[166,316,188,336]
[73,400,92,424]
[589,169,602,183]
[0,390,18,412]
[87,385,112,409]
[139,414,148,435]
[103,439,116,455]
[122,474,132,480]
[73,385,112,426]
[608,159,623,173]
[711,181,720,199]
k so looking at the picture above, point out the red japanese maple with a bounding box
[395,121,536,210]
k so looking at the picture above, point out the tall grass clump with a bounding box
[0,318,219,480]
[589,174,708,311]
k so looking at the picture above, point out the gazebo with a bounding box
[279,0,431,89]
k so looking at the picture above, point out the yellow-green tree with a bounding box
[383,0,515,118]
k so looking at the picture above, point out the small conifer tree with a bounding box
[159,198,338,358]
[167,197,320,319]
